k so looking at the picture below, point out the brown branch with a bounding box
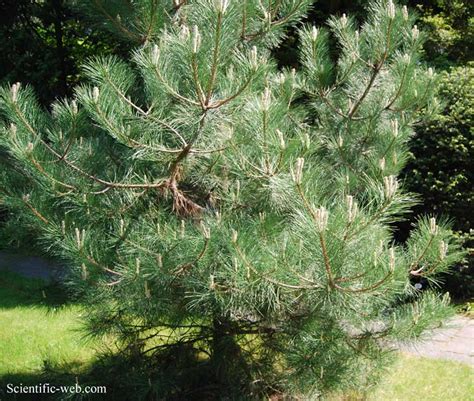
[173,0,187,11]
[22,198,49,224]
[106,278,124,286]
[29,154,76,190]
[145,116,187,146]
[191,54,206,109]
[233,243,318,290]
[86,255,123,276]
[271,0,304,27]
[270,0,284,18]
[384,61,410,110]
[13,102,166,190]
[93,0,141,43]
[153,65,200,106]
[388,81,432,114]
[347,18,393,119]
[262,107,271,172]
[205,10,223,105]
[334,270,392,293]
[312,89,365,122]
[409,234,435,275]
[295,183,336,288]
[243,0,304,41]
[335,272,366,283]
[56,154,166,189]
[346,200,391,241]
[207,74,254,109]
[55,131,76,162]
[295,183,375,290]
[411,258,442,277]
[381,135,397,160]
[143,0,158,43]
[167,178,204,217]
[348,63,381,118]
[319,233,336,289]
[92,101,184,155]
[174,238,209,275]
[241,0,247,38]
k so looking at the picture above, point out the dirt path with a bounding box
[399,315,473,366]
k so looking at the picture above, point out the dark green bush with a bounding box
[403,65,473,299]
[410,0,473,69]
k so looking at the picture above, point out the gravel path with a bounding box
[398,315,474,366]
[0,251,60,280]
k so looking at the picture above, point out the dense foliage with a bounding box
[403,65,473,299]
[408,0,473,69]
[0,0,118,104]
[405,66,472,235]
[394,0,473,300]
[0,0,467,399]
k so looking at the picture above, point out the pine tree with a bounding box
[0,0,466,399]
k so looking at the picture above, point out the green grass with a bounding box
[368,353,474,401]
[0,270,97,376]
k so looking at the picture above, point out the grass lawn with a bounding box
[0,270,97,376]
[368,354,474,401]
[0,270,472,400]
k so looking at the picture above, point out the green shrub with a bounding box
[403,65,473,299]
[410,0,473,69]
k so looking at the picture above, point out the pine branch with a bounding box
[21,196,49,224]
[93,0,141,43]
[348,18,394,119]
[205,9,223,106]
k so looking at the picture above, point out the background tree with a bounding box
[0,1,466,399]
[0,0,118,238]
[402,66,473,300]
[407,0,473,69]
[400,0,473,301]
[0,0,118,104]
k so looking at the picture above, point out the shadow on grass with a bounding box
[0,269,71,309]
[0,270,101,400]
[0,270,270,400]
[0,350,235,401]
[0,271,230,400]
[0,363,106,401]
